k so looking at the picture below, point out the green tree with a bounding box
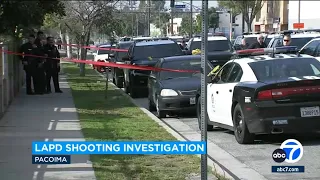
[180,15,196,36]
[150,0,170,35]
[217,0,265,31]
[208,7,219,32]
[0,0,65,37]
[194,7,220,34]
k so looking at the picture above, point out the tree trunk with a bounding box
[79,34,86,77]
[247,21,253,32]
[66,32,72,59]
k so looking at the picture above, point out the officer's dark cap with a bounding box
[29,34,35,38]
[47,36,53,41]
[37,31,44,35]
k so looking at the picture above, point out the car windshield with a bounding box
[98,46,111,55]
[133,43,183,60]
[248,58,320,81]
[190,40,231,52]
[290,37,314,49]
[160,59,201,80]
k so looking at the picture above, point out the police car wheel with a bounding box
[233,104,255,144]
[196,97,214,131]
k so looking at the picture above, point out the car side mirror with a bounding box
[109,53,115,58]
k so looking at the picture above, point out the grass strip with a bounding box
[63,63,212,180]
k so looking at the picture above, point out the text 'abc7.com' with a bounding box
[272,139,305,173]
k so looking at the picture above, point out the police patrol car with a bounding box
[196,46,320,144]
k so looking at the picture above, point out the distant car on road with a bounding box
[92,44,115,72]
[299,37,320,58]
[121,39,185,98]
[267,31,320,50]
[186,35,234,64]
[196,46,320,144]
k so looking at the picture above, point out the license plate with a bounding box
[300,106,320,117]
[190,97,196,105]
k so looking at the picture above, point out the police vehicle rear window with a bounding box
[160,59,201,80]
[290,37,314,49]
[248,58,320,81]
[133,43,183,60]
[190,40,231,52]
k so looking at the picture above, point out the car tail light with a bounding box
[256,85,320,100]
[257,90,272,100]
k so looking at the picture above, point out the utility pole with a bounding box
[136,14,139,36]
[298,0,301,30]
[170,0,175,35]
[200,0,208,179]
[190,0,193,38]
[229,10,233,40]
[147,0,151,36]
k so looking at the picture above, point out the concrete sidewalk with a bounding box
[0,75,96,180]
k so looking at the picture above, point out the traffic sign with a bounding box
[175,5,186,8]
[293,23,304,29]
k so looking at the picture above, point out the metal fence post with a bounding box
[200,0,208,180]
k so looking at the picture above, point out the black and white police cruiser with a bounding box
[196,46,320,144]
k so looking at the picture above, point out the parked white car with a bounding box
[92,44,114,72]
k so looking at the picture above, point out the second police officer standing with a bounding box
[44,37,63,93]
[33,31,46,94]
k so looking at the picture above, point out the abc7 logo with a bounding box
[272,149,286,163]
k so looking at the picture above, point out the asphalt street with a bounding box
[132,97,320,180]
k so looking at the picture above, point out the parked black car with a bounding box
[148,55,223,118]
[121,40,185,98]
[109,41,134,88]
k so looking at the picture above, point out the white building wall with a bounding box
[288,1,320,29]
[216,13,246,37]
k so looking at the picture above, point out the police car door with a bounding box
[207,62,234,125]
[218,63,243,126]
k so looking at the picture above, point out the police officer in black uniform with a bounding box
[33,31,46,94]
[44,36,63,93]
[19,34,38,95]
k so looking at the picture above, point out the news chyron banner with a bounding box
[32,141,206,164]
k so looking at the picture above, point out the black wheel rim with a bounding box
[235,111,243,138]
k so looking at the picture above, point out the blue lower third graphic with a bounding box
[32,155,71,164]
[272,166,305,173]
[32,141,206,155]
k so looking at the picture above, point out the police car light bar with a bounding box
[236,46,299,56]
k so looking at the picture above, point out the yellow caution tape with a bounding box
[192,49,201,55]
[207,65,220,76]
